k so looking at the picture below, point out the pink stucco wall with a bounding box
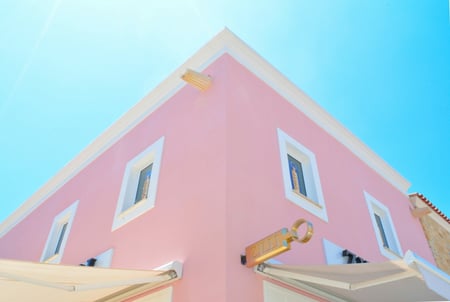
[220,54,435,300]
[0,53,434,301]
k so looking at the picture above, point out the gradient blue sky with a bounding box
[1,1,449,224]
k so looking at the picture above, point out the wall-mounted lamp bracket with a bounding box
[181,69,212,91]
[410,206,431,218]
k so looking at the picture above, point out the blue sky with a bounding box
[0,1,449,224]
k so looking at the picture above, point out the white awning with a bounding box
[0,259,182,302]
[256,251,450,302]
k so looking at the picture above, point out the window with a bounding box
[135,163,153,204]
[41,201,79,264]
[323,239,368,264]
[288,155,307,196]
[54,222,68,255]
[323,239,347,265]
[81,248,114,267]
[365,192,403,259]
[94,248,114,267]
[112,137,164,230]
[374,213,389,248]
[277,129,328,221]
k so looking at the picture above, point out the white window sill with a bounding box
[118,199,148,219]
[382,246,402,260]
[286,189,327,221]
[113,198,155,231]
[291,190,323,209]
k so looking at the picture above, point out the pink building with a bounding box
[0,29,448,302]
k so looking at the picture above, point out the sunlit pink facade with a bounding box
[0,30,443,302]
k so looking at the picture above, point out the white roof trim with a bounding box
[0,28,410,237]
[218,30,410,194]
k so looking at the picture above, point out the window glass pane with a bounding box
[54,222,68,254]
[134,163,153,204]
[287,154,307,196]
[374,213,389,248]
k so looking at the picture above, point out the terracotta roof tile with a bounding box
[410,193,450,224]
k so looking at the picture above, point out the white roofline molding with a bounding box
[0,28,410,237]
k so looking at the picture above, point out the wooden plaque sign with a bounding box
[244,219,313,268]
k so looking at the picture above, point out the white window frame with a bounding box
[277,129,328,221]
[322,239,347,265]
[81,248,114,267]
[365,191,403,259]
[112,136,164,231]
[41,200,79,264]
[94,248,114,267]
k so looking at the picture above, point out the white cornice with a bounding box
[0,28,410,237]
[217,30,410,194]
